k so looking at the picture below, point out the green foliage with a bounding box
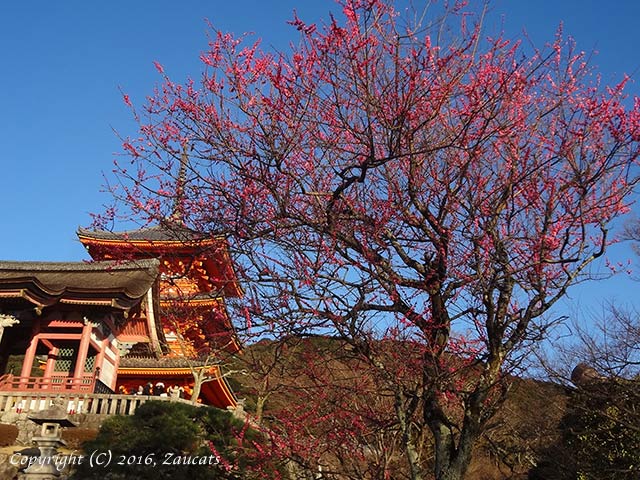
[70,401,262,480]
[563,379,640,480]
[5,354,43,377]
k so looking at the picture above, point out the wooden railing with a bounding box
[0,373,96,393]
[0,390,198,416]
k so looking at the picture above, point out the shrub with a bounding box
[563,378,640,480]
[69,401,268,480]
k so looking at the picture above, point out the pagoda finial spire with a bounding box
[170,142,189,225]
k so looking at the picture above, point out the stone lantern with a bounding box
[17,399,77,480]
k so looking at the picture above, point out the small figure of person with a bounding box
[142,382,153,396]
[154,382,166,396]
[168,385,181,399]
[135,385,144,395]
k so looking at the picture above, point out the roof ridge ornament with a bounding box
[0,314,19,344]
[0,313,19,328]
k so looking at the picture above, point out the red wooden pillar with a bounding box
[20,319,41,379]
[95,337,107,375]
[44,347,59,378]
[73,322,93,381]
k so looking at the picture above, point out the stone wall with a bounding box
[0,453,19,480]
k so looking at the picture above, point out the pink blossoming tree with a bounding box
[100,1,640,478]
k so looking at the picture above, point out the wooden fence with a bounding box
[0,390,197,417]
[0,373,96,393]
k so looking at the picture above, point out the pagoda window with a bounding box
[53,344,78,375]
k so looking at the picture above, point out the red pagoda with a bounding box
[77,222,242,408]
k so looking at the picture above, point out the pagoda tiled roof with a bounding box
[0,259,159,310]
[119,355,217,369]
[160,291,224,302]
[78,223,243,299]
[77,223,217,243]
[117,355,238,408]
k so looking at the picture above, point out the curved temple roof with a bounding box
[77,224,220,244]
[116,358,237,409]
[77,225,243,299]
[0,259,160,310]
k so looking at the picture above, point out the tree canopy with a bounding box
[100,1,640,478]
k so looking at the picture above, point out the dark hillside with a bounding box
[228,337,574,479]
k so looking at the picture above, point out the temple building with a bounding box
[0,259,159,395]
[0,222,242,410]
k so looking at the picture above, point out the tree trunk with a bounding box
[255,395,267,425]
[394,390,424,480]
[190,373,203,404]
[432,427,474,480]
[429,402,479,480]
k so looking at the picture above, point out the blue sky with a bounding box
[0,0,638,320]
